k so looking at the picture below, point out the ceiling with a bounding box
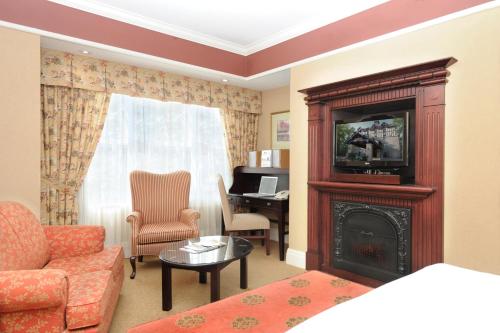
[48,0,389,55]
[1,0,495,90]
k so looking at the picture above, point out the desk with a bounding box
[226,194,289,261]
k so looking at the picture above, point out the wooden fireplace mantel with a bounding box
[308,181,435,200]
[301,58,456,287]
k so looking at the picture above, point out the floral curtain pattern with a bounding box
[41,85,110,225]
[40,49,261,225]
[41,48,262,169]
[40,49,262,114]
[222,110,259,168]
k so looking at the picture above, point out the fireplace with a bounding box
[300,59,455,286]
[332,202,411,282]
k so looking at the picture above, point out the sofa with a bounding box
[0,201,124,333]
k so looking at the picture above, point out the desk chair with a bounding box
[217,175,270,255]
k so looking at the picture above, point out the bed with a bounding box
[289,263,500,332]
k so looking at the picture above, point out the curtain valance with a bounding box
[41,48,262,114]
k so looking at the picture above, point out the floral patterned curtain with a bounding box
[40,85,110,225]
[41,48,262,169]
[221,110,259,169]
[41,49,262,167]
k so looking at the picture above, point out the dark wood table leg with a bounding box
[199,271,207,284]
[162,262,172,311]
[240,256,248,289]
[210,268,220,302]
[278,211,285,261]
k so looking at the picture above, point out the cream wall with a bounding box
[0,27,40,216]
[289,7,500,274]
[257,86,290,150]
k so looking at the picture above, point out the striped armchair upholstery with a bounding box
[127,171,200,279]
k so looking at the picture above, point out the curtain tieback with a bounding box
[41,177,77,194]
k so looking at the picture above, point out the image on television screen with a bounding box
[335,117,405,163]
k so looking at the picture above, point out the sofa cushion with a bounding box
[44,246,123,281]
[0,202,50,271]
[66,270,113,330]
[138,222,197,244]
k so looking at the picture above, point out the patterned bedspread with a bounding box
[128,270,372,332]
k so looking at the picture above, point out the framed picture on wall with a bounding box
[271,111,290,149]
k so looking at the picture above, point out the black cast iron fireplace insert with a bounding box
[332,201,411,282]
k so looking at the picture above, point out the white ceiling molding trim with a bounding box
[48,0,246,54]
[48,0,388,56]
[0,1,498,91]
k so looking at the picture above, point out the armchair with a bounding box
[0,201,124,333]
[127,170,200,279]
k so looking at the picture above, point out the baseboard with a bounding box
[286,248,306,269]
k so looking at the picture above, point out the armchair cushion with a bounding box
[44,246,123,281]
[66,270,113,330]
[0,202,50,271]
[44,225,105,260]
[0,269,67,313]
[137,222,198,244]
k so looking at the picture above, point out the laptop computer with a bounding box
[243,176,278,197]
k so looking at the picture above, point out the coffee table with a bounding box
[159,235,253,311]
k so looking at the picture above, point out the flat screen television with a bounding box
[334,111,409,168]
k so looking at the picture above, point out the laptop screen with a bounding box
[258,176,278,195]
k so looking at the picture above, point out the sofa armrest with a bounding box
[0,269,68,313]
[44,225,105,260]
[180,208,200,231]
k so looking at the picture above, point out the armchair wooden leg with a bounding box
[265,229,270,256]
[138,255,144,262]
[261,230,265,246]
[130,256,137,279]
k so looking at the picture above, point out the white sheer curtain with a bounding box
[79,94,231,257]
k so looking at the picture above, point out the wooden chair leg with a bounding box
[261,230,265,246]
[138,255,144,262]
[130,256,137,279]
[264,229,270,256]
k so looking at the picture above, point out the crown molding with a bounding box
[48,0,247,54]
[1,0,497,90]
[48,0,389,56]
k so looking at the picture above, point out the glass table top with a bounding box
[159,235,253,267]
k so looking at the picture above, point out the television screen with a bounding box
[334,112,408,167]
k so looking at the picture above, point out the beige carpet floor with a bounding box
[109,241,304,332]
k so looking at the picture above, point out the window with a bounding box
[79,94,231,255]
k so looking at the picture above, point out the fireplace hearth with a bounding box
[333,202,411,282]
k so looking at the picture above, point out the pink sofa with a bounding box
[0,202,124,333]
